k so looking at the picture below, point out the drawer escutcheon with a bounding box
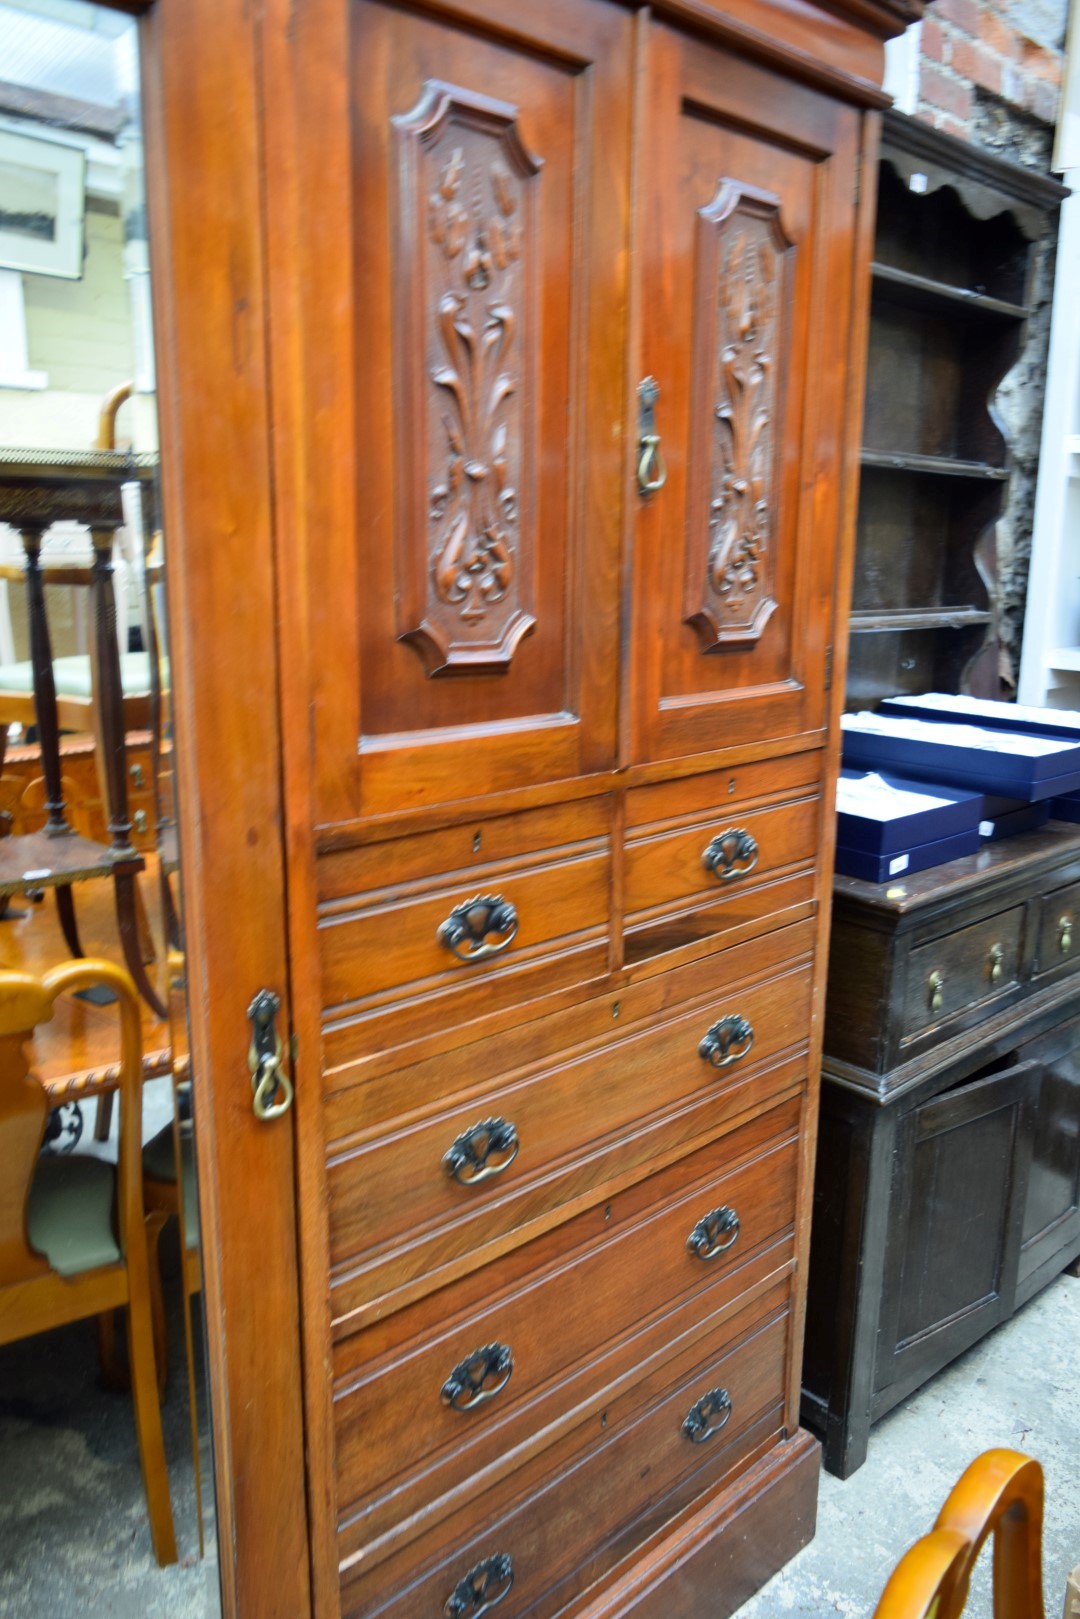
[701,826,759,882]
[682,1385,733,1443]
[699,1014,754,1069]
[444,1554,515,1619]
[687,1204,740,1260]
[437,895,519,963]
[441,1343,514,1411]
[444,1117,519,1186]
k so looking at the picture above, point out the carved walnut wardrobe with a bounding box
[146,0,919,1613]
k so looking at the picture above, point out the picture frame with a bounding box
[0,128,85,280]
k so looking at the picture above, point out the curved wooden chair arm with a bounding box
[935,1450,1045,1619]
[873,1529,971,1619]
[96,381,134,452]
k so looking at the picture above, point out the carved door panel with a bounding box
[627,24,861,765]
[282,0,631,827]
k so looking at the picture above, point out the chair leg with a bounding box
[94,1091,115,1142]
[180,1249,205,1557]
[55,883,84,959]
[145,1210,170,1399]
[96,1308,127,1391]
[125,1274,178,1566]
[113,871,167,1019]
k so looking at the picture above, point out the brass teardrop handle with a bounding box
[687,1204,740,1260]
[437,894,519,963]
[444,1554,515,1619]
[682,1386,732,1444]
[928,969,945,1015]
[987,942,1004,984]
[1060,915,1073,955]
[441,1343,513,1411]
[702,827,759,882]
[444,1117,519,1186]
[698,1014,754,1069]
[637,376,667,494]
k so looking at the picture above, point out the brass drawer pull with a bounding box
[1060,915,1073,955]
[699,1014,754,1069]
[636,376,667,495]
[441,1343,513,1411]
[437,895,519,963]
[701,827,759,882]
[928,969,944,1015]
[683,1386,732,1444]
[987,942,1004,984]
[687,1204,740,1260]
[444,1117,519,1186]
[444,1554,514,1618]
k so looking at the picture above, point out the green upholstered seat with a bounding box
[27,1154,120,1278]
[143,1125,199,1250]
[0,651,157,700]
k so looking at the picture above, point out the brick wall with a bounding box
[916,0,1067,141]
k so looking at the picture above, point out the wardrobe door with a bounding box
[288,0,631,828]
[627,23,861,766]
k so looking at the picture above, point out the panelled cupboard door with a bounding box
[301,0,632,827]
[627,25,860,764]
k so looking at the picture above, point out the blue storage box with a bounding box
[1049,792,1080,823]
[835,769,984,854]
[841,712,1080,802]
[880,692,1080,741]
[835,828,982,883]
[978,795,1051,840]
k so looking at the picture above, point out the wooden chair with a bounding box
[0,958,177,1566]
[873,1450,1046,1619]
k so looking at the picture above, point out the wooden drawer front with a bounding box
[902,905,1025,1045]
[624,786,820,961]
[339,1283,790,1618]
[1034,879,1080,981]
[317,801,611,1041]
[333,1101,801,1553]
[327,952,812,1323]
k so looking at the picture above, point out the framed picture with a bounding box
[0,129,85,280]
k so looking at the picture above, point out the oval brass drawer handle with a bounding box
[444,1554,515,1619]
[1060,915,1073,955]
[687,1204,740,1260]
[701,827,759,882]
[928,969,944,1015]
[437,894,519,963]
[444,1117,519,1186]
[988,942,1004,984]
[683,1386,732,1444]
[698,1014,754,1069]
[441,1343,513,1412]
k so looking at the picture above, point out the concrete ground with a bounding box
[735,1271,1080,1617]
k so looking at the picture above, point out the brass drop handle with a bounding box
[702,827,759,882]
[437,894,518,963]
[687,1204,740,1260]
[444,1554,515,1618]
[682,1386,732,1444]
[928,969,945,1016]
[699,1014,754,1069]
[987,942,1004,984]
[247,988,294,1121]
[1060,915,1073,955]
[637,376,667,495]
[444,1117,519,1186]
[441,1343,513,1411]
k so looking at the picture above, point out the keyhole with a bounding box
[604,1204,612,1221]
[612,1001,621,1019]
[728,778,736,795]
[600,1411,608,1429]
[473,831,482,853]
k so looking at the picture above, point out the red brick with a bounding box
[951,37,1004,93]
[939,115,971,140]
[927,0,980,38]
[975,8,1019,59]
[922,16,947,61]
[1020,39,1063,86]
[920,62,974,119]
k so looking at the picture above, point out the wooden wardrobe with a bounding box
[146,0,917,1612]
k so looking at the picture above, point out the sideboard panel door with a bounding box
[1012,1016,1080,1306]
[628,25,858,766]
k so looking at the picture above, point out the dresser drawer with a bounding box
[317,801,612,1048]
[339,1281,790,1618]
[1034,878,1080,981]
[327,946,812,1323]
[333,1098,801,1552]
[624,767,821,964]
[902,904,1025,1045]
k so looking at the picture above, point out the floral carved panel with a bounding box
[685,179,792,653]
[392,81,540,676]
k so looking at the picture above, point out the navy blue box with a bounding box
[836,768,984,855]
[841,712,1080,802]
[978,799,1051,840]
[1050,793,1080,823]
[881,692,1080,742]
[835,827,982,883]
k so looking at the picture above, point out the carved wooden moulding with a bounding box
[686,180,791,653]
[392,81,540,676]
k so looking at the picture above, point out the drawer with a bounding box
[317,800,611,1048]
[333,1097,801,1554]
[624,767,821,964]
[1034,878,1080,980]
[327,943,812,1323]
[902,904,1025,1045]
[339,1280,790,1618]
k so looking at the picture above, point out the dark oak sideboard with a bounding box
[803,823,1080,1478]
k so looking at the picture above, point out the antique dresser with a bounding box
[252,0,919,1612]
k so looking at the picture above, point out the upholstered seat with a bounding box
[27,1154,120,1278]
[0,651,157,702]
